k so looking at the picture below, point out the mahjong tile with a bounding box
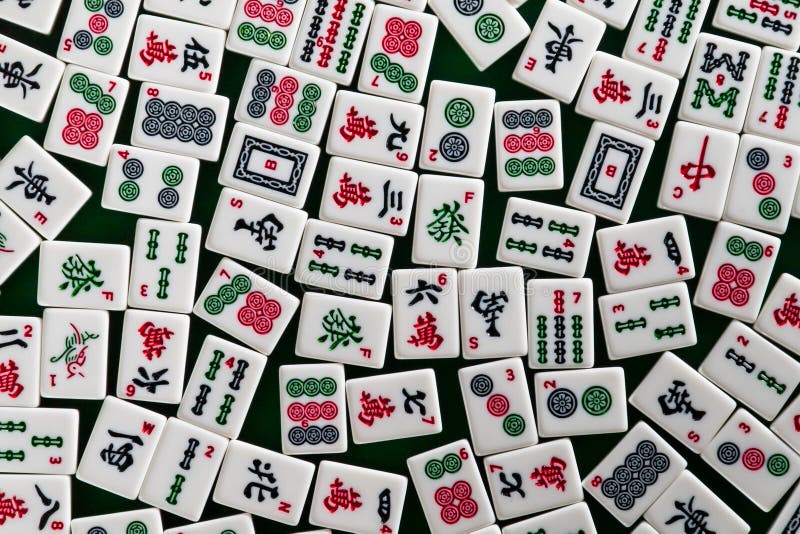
[378,0,425,10]
[0,35,65,121]
[164,514,255,534]
[473,526,501,534]
[712,0,800,50]
[145,0,237,29]
[0,0,63,33]
[756,273,800,354]
[0,475,70,534]
[0,200,39,286]
[768,481,800,533]
[744,47,800,145]
[226,0,307,64]
[501,502,597,534]
[771,389,800,456]
[0,407,78,474]
[70,508,163,534]
[567,0,637,28]
[630,522,658,534]
[0,315,40,407]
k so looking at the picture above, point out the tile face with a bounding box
[288,0,375,84]
[458,358,538,456]
[178,335,267,439]
[599,282,697,360]
[226,0,307,64]
[128,218,202,313]
[712,0,800,50]
[76,396,167,499]
[319,157,418,236]
[392,268,460,359]
[309,460,407,533]
[644,470,749,534]
[497,197,596,278]
[701,320,800,421]
[576,52,679,140]
[165,514,255,534]
[326,90,423,169]
[630,351,736,453]
[131,82,230,161]
[501,502,597,534]
[745,47,800,145]
[206,187,308,273]
[701,408,800,511]
[566,0,638,28]
[102,144,200,222]
[0,35,65,121]
[512,0,605,104]
[596,215,695,293]
[566,121,655,224]
[458,267,527,359]
[412,174,484,269]
[128,15,226,92]
[145,0,237,29]
[212,440,315,525]
[218,122,321,208]
[677,33,761,132]
[37,241,130,311]
[427,0,528,71]
[771,392,800,456]
[623,0,710,78]
[0,0,63,33]
[693,221,780,322]
[71,508,164,534]
[582,421,686,527]
[346,368,442,443]
[756,273,800,354]
[418,81,495,177]
[234,59,337,144]
[527,277,594,369]
[295,292,392,368]
[0,136,91,239]
[138,417,229,520]
[0,316,40,407]
[0,407,78,474]
[0,475,70,534]
[0,200,40,286]
[279,363,347,455]
[407,439,494,533]
[768,481,800,534]
[630,523,658,534]
[657,121,739,221]
[193,258,299,355]
[294,219,394,300]
[40,307,109,399]
[494,100,563,192]
[357,5,437,103]
[723,134,800,234]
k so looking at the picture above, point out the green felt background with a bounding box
[1,0,798,531]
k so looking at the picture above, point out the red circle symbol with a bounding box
[742,448,765,471]
[503,135,521,153]
[440,505,460,525]
[434,486,454,506]
[753,172,776,195]
[382,35,402,54]
[244,0,262,17]
[261,3,277,21]
[459,498,478,518]
[61,126,81,145]
[270,107,289,125]
[275,8,293,26]
[83,113,103,132]
[403,20,423,39]
[304,401,321,421]
[287,402,305,421]
[67,108,86,127]
[320,401,338,420]
[717,263,737,283]
[279,76,299,94]
[79,131,99,149]
[385,17,405,35]
[88,14,108,33]
[486,394,509,417]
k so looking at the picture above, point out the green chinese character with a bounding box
[426,201,469,245]
[59,255,104,296]
[318,308,363,350]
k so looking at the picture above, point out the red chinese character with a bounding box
[530,456,568,491]
[139,31,178,66]
[0,360,23,399]
[339,106,378,142]
[407,312,444,351]
[0,492,27,525]
[323,477,362,513]
[592,69,631,104]
[332,173,372,208]
[613,241,651,276]
[138,322,174,361]
[358,391,395,426]
[774,293,800,328]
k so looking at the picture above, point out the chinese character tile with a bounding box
[288,0,375,84]
[501,502,597,534]
[494,100,563,192]
[346,368,442,443]
[599,281,697,360]
[309,460,407,533]
[207,187,308,273]
[76,396,167,499]
[178,335,267,439]
[566,121,655,224]
[630,351,736,453]
[0,0,63,33]
[657,121,739,221]
[0,316,40,407]
[116,309,190,404]
[412,174,484,269]
[458,358,538,456]
[768,480,800,533]
[744,47,800,145]
[102,144,200,223]
[218,121,320,208]
[583,421,686,527]
[497,197,596,278]
[131,82,229,161]
[227,0,308,64]
[756,273,800,355]
[693,220,780,322]
[212,440,315,525]
[407,439,494,534]
[357,5,437,103]
[145,0,237,29]
[294,219,394,300]
[138,417,229,520]
[771,390,800,456]
[378,0,425,10]
[392,268,460,359]
[567,0,638,29]
[713,0,800,50]
[295,291,392,368]
[0,35,65,121]
[596,215,695,293]
[512,0,605,104]
[630,522,659,534]
[70,508,164,534]
[0,200,39,287]
[193,257,299,355]
[0,475,70,533]
[700,407,800,511]
[0,407,78,474]
[677,33,761,133]
[234,59,336,144]
[279,363,347,455]
[319,157,417,236]
[165,514,255,534]
[40,307,109,400]
[576,52,678,140]
[418,81,494,177]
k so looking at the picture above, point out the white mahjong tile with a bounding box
[0,200,39,286]
[772,390,800,456]
[712,0,800,50]
[0,0,63,33]
[145,0,237,29]
[71,508,163,534]
[0,35,65,121]
[0,315,40,407]
[756,273,800,355]
[744,47,800,145]
[768,480,800,533]
[567,0,638,28]
[226,0,308,64]
[0,407,79,474]
[501,502,597,534]
[164,514,255,534]
[0,475,70,534]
